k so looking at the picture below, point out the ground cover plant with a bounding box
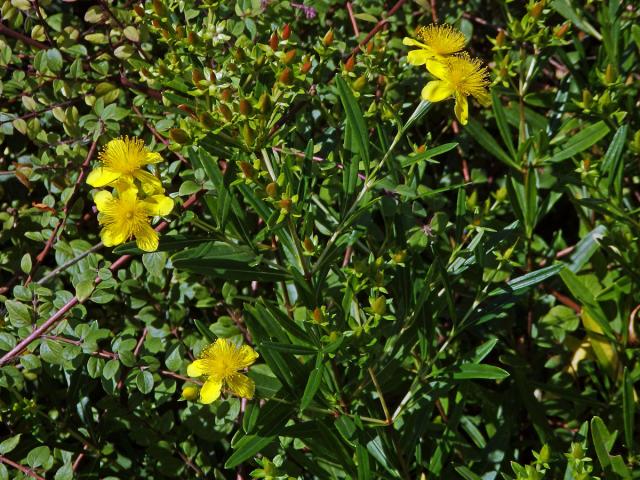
[1,0,639,478]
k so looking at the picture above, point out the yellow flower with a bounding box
[87,137,164,193]
[403,24,467,70]
[187,338,259,404]
[94,187,173,252]
[421,54,491,125]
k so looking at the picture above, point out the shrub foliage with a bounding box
[0,0,639,478]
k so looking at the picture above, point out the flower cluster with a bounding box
[87,137,173,252]
[404,24,490,125]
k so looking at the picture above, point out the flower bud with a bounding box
[496,29,506,47]
[555,22,569,38]
[151,19,160,28]
[219,104,233,122]
[258,92,271,113]
[187,31,198,45]
[300,59,312,74]
[530,1,544,19]
[352,75,366,91]
[344,55,355,72]
[239,98,252,116]
[283,48,296,65]
[303,237,314,252]
[169,128,189,144]
[181,386,199,401]
[278,198,292,211]
[199,112,216,129]
[239,161,254,179]
[241,124,254,147]
[191,68,203,85]
[269,32,279,51]
[581,89,592,108]
[313,307,323,322]
[133,4,144,17]
[233,48,245,61]
[282,23,291,40]
[322,29,334,47]
[366,42,374,54]
[175,25,184,39]
[279,67,293,85]
[604,63,616,84]
[370,297,386,316]
[220,88,233,102]
[266,182,278,197]
[178,104,195,116]
[152,0,164,16]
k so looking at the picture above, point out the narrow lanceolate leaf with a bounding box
[547,120,610,163]
[300,354,325,412]
[491,89,516,158]
[622,367,635,454]
[489,264,564,297]
[451,363,510,380]
[465,117,520,170]
[336,75,370,167]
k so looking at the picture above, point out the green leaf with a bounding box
[260,342,317,355]
[547,121,610,163]
[336,75,370,167]
[591,416,614,469]
[491,89,516,158]
[20,253,31,274]
[0,434,21,455]
[26,445,50,468]
[465,118,520,170]
[399,142,458,168]
[300,355,324,412]
[550,0,602,40]
[5,300,32,327]
[489,264,564,297]
[136,370,154,394]
[452,363,510,380]
[46,48,63,72]
[112,235,209,254]
[566,225,607,273]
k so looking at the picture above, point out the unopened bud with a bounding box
[604,63,616,84]
[258,92,271,113]
[352,75,366,91]
[313,307,323,322]
[169,128,189,144]
[266,182,278,197]
[152,0,164,16]
[187,31,198,45]
[151,19,160,28]
[177,104,195,116]
[192,69,203,85]
[344,55,355,72]
[530,1,544,19]
[278,198,292,211]
[322,29,334,47]
[239,161,254,179]
[582,89,592,108]
[161,29,170,40]
[233,48,245,61]
[239,98,252,116]
[300,59,312,74]
[241,124,254,147]
[175,25,184,39]
[303,237,314,252]
[555,22,570,38]
[282,23,291,40]
[219,104,233,122]
[283,49,296,65]
[181,386,199,401]
[220,88,233,102]
[199,112,216,129]
[133,4,144,17]
[279,67,293,85]
[366,42,374,54]
[371,297,386,316]
[269,32,279,51]
[496,29,506,47]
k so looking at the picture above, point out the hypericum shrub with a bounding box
[0,0,639,479]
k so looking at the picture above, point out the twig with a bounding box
[346,2,360,36]
[368,367,391,424]
[37,242,105,285]
[0,22,48,49]
[132,105,188,164]
[0,456,46,480]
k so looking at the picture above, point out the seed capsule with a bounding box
[269,32,279,51]
[322,29,334,47]
[282,23,291,40]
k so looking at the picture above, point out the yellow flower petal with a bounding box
[425,59,447,79]
[421,81,454,103]
[226,373,255,399]
[142,195,174,216]
[145,151,163,164]
[454,93,469,125]
[187,359,208,377]
[135,223,159,252]
[100,226,126,247]
[86,167,121,187]
[407,49,435,66]
[236,345,259,370]
[200,379,222,404]
[402,37,429,48]
[93,190,113,211]
[133,170,164,194]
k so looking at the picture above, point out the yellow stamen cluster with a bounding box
[404,24,490,125]
[87,137,173,252]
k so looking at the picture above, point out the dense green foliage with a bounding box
[1,0,639,478]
